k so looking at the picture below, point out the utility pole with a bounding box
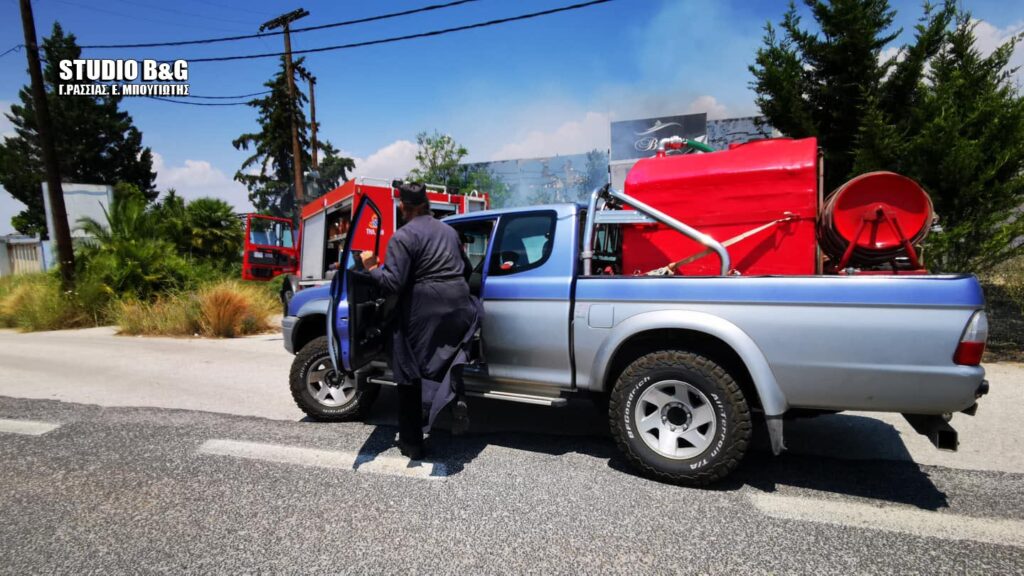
[19,0,75,289]
[260,8,309,207]
[295,64,318,171]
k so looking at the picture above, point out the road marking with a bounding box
[750,492,1024,548]
[197,439,446,480]
[0,418,61,436]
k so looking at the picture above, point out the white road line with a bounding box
[750,492,1024,548]
[197,439,446,480]
[0,418,61,436]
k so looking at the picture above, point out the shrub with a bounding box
[75,188,193,311]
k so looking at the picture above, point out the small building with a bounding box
[0,235,49,277]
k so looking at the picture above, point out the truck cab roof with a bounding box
[444,203,580,224]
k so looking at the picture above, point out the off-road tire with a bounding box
[290,336,379,421]
[609,350,751,485]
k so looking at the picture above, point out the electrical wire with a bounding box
[104,0,263,29]
[51,0,260,35]
[144,96,255,106]
[166,0,615,64]
[79,0,482,49]
[1,44,23,58]
[186,90,272,99]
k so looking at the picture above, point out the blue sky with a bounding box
[2,0,1023,234]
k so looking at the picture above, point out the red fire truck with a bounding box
[242,177,489,303]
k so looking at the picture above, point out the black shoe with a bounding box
[451,399,470,437]
[397,439,425,461]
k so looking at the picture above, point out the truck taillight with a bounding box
[953,311,988,366]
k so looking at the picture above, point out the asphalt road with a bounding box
[1,327,1023,574]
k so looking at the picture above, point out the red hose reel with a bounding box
[818,171,934,272]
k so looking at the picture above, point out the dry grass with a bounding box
[114,279,278,338]
[198,281,277,337]
[114,296,200,336]
[0,273,91,332]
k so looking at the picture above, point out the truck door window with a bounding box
[450,220,495,297]
[489,211,556,276]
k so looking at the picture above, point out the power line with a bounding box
[169,0,615,64]
[187,90,271,99]
[104,0,263,30]
[144,96,254,106]
[0,44,23,58]
[79,0,482,49]
[51,0,261,35]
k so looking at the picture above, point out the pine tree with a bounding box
[0,23,157,236]
[317,140,356,190]
[233,57,312,217]
[905,15,1024,272]
[750,0,953,191]
[753,1,1023,272]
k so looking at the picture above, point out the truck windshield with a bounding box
[249,218,294,248]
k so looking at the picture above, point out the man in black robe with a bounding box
[360,181,478,460]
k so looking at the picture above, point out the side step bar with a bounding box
[903,414,959,451]
[465,390,567,407]
[365,377,567,407]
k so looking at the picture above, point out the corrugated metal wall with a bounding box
[9,243,43,275]
[0,239,45,277]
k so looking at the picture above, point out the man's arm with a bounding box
[367,233,414,295]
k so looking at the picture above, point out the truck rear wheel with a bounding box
[290,336,379,421]
[609,350,751,485]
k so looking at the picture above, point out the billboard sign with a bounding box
[610,113,707,162]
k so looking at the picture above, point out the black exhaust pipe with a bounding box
[903,414,959,451]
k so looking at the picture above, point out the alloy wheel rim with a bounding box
[305,359,355,407]
[634,379,717,459]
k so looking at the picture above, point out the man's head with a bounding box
[394,180,431,221]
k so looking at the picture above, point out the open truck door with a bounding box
[242,214,297,281]
[328,194,394,374]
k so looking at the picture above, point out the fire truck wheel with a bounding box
[290,336,379,421]
[609,350,751,486]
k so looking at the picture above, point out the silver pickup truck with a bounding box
[281,187,990,485]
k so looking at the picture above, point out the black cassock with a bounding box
[367,214,480,431]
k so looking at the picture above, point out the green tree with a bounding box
[150,189,242,267]
[317,140,356,191]
[750,1,1024,272]
[407,130,508,205]
[462,165,509,208]
[0,23,157,236]
[575,149,609,202]
[182,197,243,265]
[903,16,1024,272]
[408,130,469,187]
[150,189,189,252]
[750,0,953,191]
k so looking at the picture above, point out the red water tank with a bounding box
[621,137,820,276]
[818,171,933,269]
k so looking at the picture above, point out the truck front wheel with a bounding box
[290,336,379,421]
[609,350,751,485]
